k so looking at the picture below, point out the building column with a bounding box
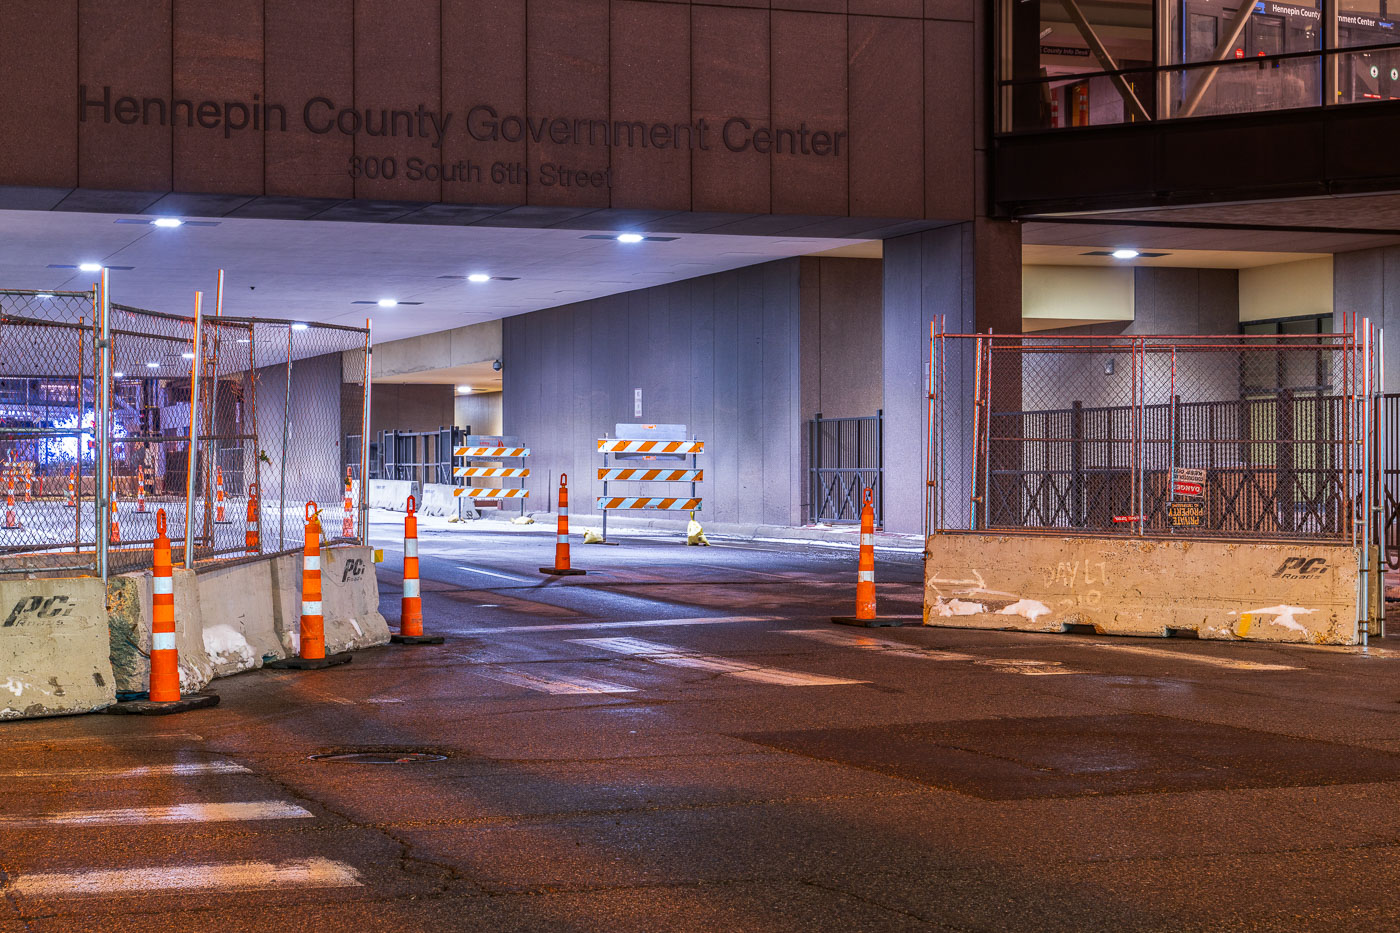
[881,220,1021,535]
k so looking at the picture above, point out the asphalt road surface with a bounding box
[4,519,1400,932]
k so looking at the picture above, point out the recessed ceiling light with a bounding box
[377,298,398,308]
[616,233,644,244]
[237,338,250,344]
[78,262,102,273]
[181,352,194,360]
[456,385,473,394]
[467,273,490,283]
[1110,249,1141,260]
[113,371,124,379]
[145,361,159,369]
[291,323,309,331]
[152,217,183,228]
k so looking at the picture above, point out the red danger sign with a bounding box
[1173,480,1204,498]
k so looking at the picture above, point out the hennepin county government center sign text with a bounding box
[79,85,847,188]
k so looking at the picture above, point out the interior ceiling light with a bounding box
[291,323,309,331]
[152,217,184,228]
[113,371,124,379]
[467,273,491,283]
[616,233,644,243]
[580,234,678,243]
[145,361,159,369]
[352,300,421,305]
[115,218,219,226]
[181,352,195,360]
[377,299,399,308]
[1080,250,1168,259]
[456,385,473,394]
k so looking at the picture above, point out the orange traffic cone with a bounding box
[245,483,260,555]
[65,468,75,508]
[103,508,219,715]
[265,502,351,670]
[109,477,120,545]
[341,469,355,539]
[4,477,21,531]
[135,465,149,513]
[23,469,31,504]
[832,488,900,627]
[393,495,442,645]
[540,474,585,576]
[214,467,230,524]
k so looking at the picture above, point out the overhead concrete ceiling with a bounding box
[1023,220,1400,255]
[1023,243,1330,269]
[0,209,874,344]
[383,360,503,391]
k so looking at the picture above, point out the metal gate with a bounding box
[377,427,466,486]
[807,411,882,525]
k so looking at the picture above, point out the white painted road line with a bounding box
[573,636,867,687]
[7,857,362,897]
[778,629,1080,674]
[457,566,529,583]
[460,615,768,634]
[1092,643,1300,671]
[778,628,980,661]
[0,761,249,780]
[471,667,638,695]
[0,801,313,827]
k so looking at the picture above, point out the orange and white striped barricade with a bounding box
[392,495,443,644]
[214,467,231,524]
[832,488,900,627]
[135,465,149,513]
[266,502,353,670]
[540,474,586,576]
[452,439,530,516]
[596,427,705,542]
[3,475,21,531]
[105,509,219,714]
[245,483,261,555]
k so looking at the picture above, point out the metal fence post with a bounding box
[183,291,204,569]
[360,318,373,546]
[96,270,111,581]
[876,408,884,529]
[279,323,293,550]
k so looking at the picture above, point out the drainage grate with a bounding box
[308,751,447,764]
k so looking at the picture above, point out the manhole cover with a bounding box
[308,751,446,764]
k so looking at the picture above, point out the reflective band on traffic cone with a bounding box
[214,467,229,523]
[831,488,900,628]
[4,477,20,530]
[136,466,148,513]
[341,469,355,538]
[65,468,75,509]
[149,509,180,702]
[299,502,325,660]
[245,483,260,555]
[23,470,31,504]
[540,474,586,576]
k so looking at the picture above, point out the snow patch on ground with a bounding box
[998,599,1051,622]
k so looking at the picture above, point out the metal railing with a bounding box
[807,412,882,526]
[926,326,1372,545]
[377,427,466,486]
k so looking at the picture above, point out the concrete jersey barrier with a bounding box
[369,479,414,511]
[925,534,1363,645]
[272,545,390,655]
[108,569,215,696]
[419,483,460,517]
[197,558,288,676]
[0,576,116,718]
